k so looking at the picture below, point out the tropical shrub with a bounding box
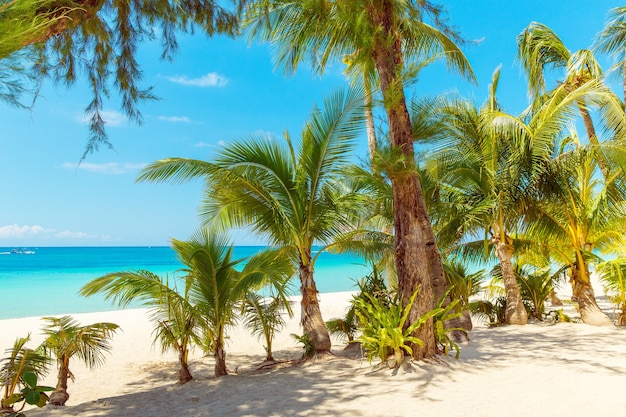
[354,290,441,369]
[597,259,626,325]
[0,336,51,416]
[242,293,292,361]
[432,296,464,359]
[291,334,315,359]
[40,316,119,406]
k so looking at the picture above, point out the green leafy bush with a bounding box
[354,289,441,368]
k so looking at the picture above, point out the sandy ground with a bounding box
[2,287,626,417]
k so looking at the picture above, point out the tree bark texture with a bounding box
[214,336,228,377]
[49,358,71,406]
[369,0,440,359]
[364,76,378,167]
[178,347,193,384]
[571,263,612,326]
[492,233,528,325]
[299,261,332,353]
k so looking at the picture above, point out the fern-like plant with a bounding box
[242,293,291,361]
[354,289,441,368]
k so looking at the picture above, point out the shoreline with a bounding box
[4,288,626,416]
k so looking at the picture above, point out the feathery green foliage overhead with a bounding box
[0,0,241,159]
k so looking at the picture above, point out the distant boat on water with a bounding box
[10,248,35,255]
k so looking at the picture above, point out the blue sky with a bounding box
[0,0,622,247]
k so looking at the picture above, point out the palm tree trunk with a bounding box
[577,100,610,177]
[492,231,527,325]
[364,75,378,167]
[49,358,70,406]
[214,335,228,377]
[299,261,332,353]
[369,1,437,359]
[571,262,612,326]
[177,347,192,384]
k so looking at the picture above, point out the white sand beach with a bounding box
[3,288,626,417]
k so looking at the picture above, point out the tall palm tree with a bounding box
[40,316,119,406]
[244,0,474,359]
[137,88,365,354]
[82,230,294,378]
[517,22,624,177]
[81,270,197,384]
[432,68,529,325]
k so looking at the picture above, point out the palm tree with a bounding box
[244,0,474,359]
[137,88,364,355]
[432,68,529,325]
[597,258,626,325]
[525,143,626,325]
[172,229,294,376]
[40,316,119,406]
[81,270,198,384]
[516,22,624,177]
[241,293,291,361]
[595,6,626,105]
[82,230,294,378]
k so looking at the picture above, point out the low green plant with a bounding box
[354,289,441,368]
[291,334,315,358]
[242,293,292,361]
[326,308,358,343]
[3,372,54,417]
[432,296,464,359]
[469,297,507,326]
[1,336,52,416]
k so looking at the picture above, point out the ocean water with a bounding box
[0,247,369,319]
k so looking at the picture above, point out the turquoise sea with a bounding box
[0,247,369,320]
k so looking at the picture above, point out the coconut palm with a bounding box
[516,22,625,178]
[244,0,474,359]
[595,6,626,105]
[525,142,626,325]
[82,230,294,378]
[40,316,119,406]
[432,68,530,325]
[81,269,198,384]
[137,88,365,355]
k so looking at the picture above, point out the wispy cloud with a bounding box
[0,224,88,240]
[166,72,229,88]
[158,116,192,123]
[62,162,147,175]
[0,224,50,238]
[78,110,128,126]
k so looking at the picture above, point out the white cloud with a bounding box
[79,110,127,126]
[158,116,191,123]
[55,230,89,239]
[194,141,213,148]
[62,162,147,175]
[0,224,51,238]
[166,72,229,88]
[0,224,93,242]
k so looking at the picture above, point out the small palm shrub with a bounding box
[1,336,52,416]
[597,259,626,325]
[326,308,358,343]
[242,293,292,361]
[469,297,507,326]
[354,289,441,368]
